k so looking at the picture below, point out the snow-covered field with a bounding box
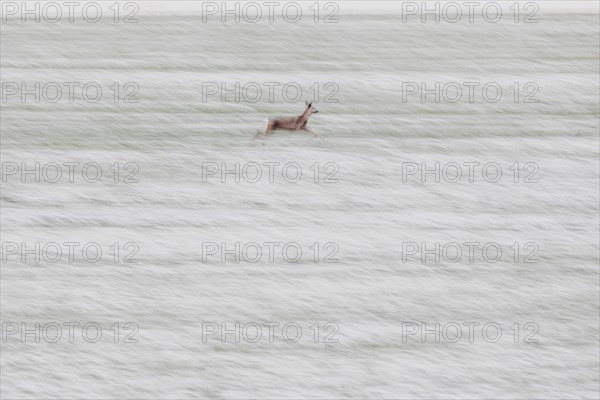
[1,2,598,398]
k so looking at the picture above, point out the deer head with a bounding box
[305,101,319,115]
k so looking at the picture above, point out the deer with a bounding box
[253,101,320,140]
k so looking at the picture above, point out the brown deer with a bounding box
[254,101,320,140]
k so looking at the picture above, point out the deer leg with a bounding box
[262,120,275,138]
[303,127,320,138]
[251,130,263,142]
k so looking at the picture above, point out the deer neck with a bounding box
[299,107,311,122]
